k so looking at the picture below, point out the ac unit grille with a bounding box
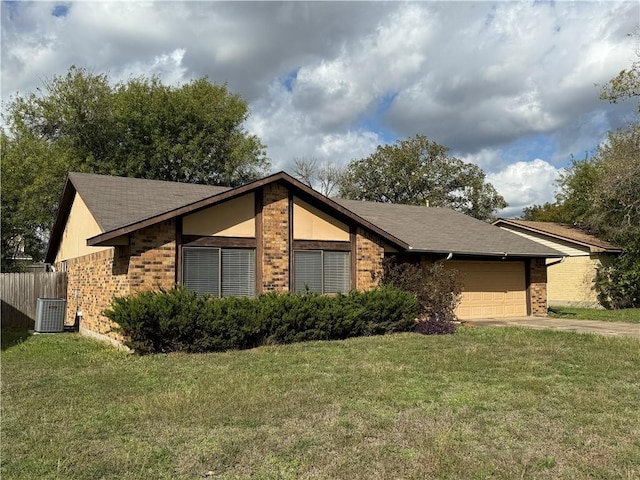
[34,298,67,333]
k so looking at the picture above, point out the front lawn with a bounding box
[548,306,640,323]
[2,327,639,479]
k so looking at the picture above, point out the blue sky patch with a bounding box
[3,1,19,20]
[281,69,298,92]
[356,92,399,144]
[375,91,398,115]
[501,133,556,164]
[52,4,69,18]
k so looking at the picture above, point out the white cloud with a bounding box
[2,0,637,189]
[487,159,563,218]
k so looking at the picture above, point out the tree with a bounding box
[1,67,270,270]
[600,43,640,109]
[339,135,507,221]
[290,156,343,197]
[524,124,640,308]
[526,46,640,308]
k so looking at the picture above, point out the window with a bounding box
[293,250,350,294]
[182,247,255,297]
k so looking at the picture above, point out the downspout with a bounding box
[537,256,566,315]
[546,256,566,267]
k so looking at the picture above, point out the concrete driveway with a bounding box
[464,317,640,340]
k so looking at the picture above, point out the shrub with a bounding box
[595,236,640,309]
[379,258,461,334]
[104,286,419,354]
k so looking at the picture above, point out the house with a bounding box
[45,172,563,344]
[493,219,622,307]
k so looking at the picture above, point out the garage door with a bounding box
[445,261,527,319]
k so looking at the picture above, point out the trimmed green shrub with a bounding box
[104,286,419,354]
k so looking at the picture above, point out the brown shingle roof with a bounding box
[493,219,622,253]
[46,172,564,262]
[336,199,563,257]
[69,172,229,231]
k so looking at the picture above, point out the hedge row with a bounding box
[104,286,420,354]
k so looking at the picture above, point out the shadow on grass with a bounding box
[1,328,32,351]
[548,307,577,317]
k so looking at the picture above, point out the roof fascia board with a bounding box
[405,248,563,258]
[493,219,621,253]
[44,175,77,263]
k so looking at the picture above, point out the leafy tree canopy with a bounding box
[339,134,507,221]
[524,62,640,308]
[1,67,269,271]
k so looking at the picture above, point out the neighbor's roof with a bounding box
[493,219,622,253]
[336,199,563,257]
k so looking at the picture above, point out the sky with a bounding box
[2,1,638,217]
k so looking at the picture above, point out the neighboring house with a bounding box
[46,172,562,344]
[493,219,622,307]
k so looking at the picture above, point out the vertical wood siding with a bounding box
[0,272,67,328]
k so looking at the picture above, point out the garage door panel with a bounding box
[446,261,527,319]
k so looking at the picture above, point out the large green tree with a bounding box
[339,134,507,221]
[1,67,269,271]
[523,54,640,308]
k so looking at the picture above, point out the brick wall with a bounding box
[355,228,384,291]
[129,220,176,293]
[262,183,290,292]
[529,257,548,315]
[62,247,130,341]
[61,220,176,341]
[547,255,600,306]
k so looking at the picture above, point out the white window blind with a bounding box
[183,247,220,296]
[323,251,350,294]
[294,250,350,294]
[294,250,323,294]
[183,247,255,297]
[221,249,256,297]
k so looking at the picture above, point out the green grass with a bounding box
[2,328,639,479]
[548,306,640,323]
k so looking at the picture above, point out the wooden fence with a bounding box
[1,272,67,329]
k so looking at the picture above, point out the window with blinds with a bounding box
[221,249,255,297]
[183,247,255,297]
[293,250,350,294]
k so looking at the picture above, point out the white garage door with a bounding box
[446,261,527,319]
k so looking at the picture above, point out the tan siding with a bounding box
[183,193,255,237]
[293,196,349,241]
[55,193,109,262]
[498,225,603,307]
[547,255,600,306]
[446,261,527,319]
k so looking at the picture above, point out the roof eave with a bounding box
[44,175,77,264]
[408,250,563,258]
[493,219,621,253]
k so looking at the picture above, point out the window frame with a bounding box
[293,249,351,295]
[181,246,256,297]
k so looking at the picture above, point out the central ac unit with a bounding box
[34,298,67,333]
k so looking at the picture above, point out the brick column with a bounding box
[528,258,548,315]
[261,183,290,292]
[355,228,384,291]
[129,220,177,293]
